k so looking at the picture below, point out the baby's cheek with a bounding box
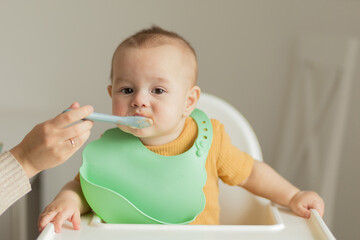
[112,101,126,115]
[112,107,127,117]
[155,114,172,127]
[160,108,177,119]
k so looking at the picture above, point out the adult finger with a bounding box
[68,102,80,109]
[59,120,94,142]
[62,129,91,151]
[51,105,94,129]
[51,102,80,120]
[52,131,92,163]
[76,129,92,148]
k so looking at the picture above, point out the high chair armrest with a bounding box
[309,209,336,240]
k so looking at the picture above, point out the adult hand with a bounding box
[10,102,94,178]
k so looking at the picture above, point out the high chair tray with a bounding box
[37,206,335,240]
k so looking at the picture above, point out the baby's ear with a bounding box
[107,85,113,97]
[184,86,201,116]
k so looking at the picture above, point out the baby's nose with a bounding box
[131,92,150,108]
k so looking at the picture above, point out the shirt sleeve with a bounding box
[0,151,31,215]
[74,172,80,182]
[214,120,254,186]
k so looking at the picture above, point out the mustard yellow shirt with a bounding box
[76,117,254,225]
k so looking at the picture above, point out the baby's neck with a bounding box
[139,118,187,146]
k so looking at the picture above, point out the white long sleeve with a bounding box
[0,151,31,215]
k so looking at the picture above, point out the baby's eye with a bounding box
[121,88,134,94]
[152,88,165,95]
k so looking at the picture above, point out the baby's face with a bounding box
[109,44,196,145]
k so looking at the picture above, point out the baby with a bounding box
[38,26,324,232]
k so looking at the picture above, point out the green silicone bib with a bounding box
[80,109,213,224]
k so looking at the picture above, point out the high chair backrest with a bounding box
[197,93,265,225]
[197,93,263,162]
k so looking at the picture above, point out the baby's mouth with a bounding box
[133,113,147,117]
[129,113,154,129]
[133,112,152,119]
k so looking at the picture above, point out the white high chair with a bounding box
[197,93,269,225]
[37,93,335,240]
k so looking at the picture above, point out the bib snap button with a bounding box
[196,149,205,157]
[199,140,207,148]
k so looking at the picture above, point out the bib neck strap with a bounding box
[190,108,213,158]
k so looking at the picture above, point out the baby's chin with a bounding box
[116,124,152,137]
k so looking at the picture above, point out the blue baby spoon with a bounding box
[63,109,153,129]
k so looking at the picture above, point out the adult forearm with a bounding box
[0,151,31,215]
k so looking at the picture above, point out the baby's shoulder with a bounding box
[210,118,224,128]
[210,119,225,135]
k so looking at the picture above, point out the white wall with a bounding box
[1,1,359,239]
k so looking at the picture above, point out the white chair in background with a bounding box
[274,35,358,228]
[197,93,267,225]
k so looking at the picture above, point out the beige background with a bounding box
[1,1,359,239]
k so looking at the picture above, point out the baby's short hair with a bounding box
[110,26,198,85]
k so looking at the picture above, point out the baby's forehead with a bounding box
[112,37,198,85]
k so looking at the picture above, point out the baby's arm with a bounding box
[240,160,324,218]
[38,180,91,233]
